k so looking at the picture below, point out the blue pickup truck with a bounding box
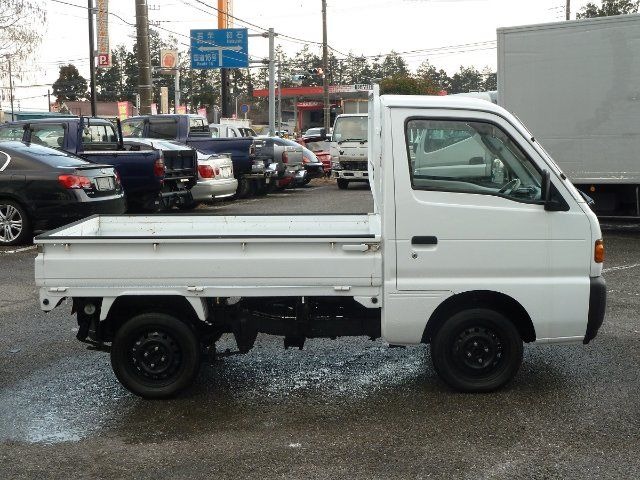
[0,117,197,211]
[121,114,273,197]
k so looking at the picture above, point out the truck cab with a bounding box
[330,113,368,189]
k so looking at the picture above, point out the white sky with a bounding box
[4,0,594,111]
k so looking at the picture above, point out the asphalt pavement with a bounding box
[0,178,638,479]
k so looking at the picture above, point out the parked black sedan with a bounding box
[0,141,126,245]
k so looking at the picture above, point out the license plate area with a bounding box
[95,177,115,191]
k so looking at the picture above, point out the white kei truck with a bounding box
[35,91,607,399]
[330,113,369,189]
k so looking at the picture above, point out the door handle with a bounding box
[411,236,438,245]
[342,244,369,252]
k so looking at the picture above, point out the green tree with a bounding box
[416,60,451,92]
[449,66,483,94]
[577,0,639,18]
[96,47,126,101]
[380,75,438,95]
[52,64,88,102]
[481,67,497,91]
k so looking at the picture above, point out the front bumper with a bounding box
[333,170,369,181]
[584,276,606,344]
[304,164,325,179]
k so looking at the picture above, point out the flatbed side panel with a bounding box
[36,239,382,289]
[35,214,380,240]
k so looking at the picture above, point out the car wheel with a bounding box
[110,312,201,399]
[235,178,252,199]
[176,200,201,210]
[431,308,523,392]
[337,179,349,190]
[0,200,31,246]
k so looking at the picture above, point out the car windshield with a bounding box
[333,116,367,142]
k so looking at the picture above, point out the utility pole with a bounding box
[174,68,180,112]
[219,0,230,118]
[47,90,51,112]
[566,0,570,20]
[268,27,275,136]
[87,0,97,116]
[6,55,14,120]
[277,55,282,133]
[321,0,330,132]
[135,0,153,114]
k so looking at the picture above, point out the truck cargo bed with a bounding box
[35,215,382,304]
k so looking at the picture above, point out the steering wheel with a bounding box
[498,178,521,195]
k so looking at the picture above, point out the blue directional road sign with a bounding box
[240,103,249,114]
[190,28,249,69]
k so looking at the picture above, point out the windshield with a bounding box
[333,116,367,143]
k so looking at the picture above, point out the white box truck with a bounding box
[35,91,606,398]
[497,14,640,217]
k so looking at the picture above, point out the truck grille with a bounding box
[340,161,368,171]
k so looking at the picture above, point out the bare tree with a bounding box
[0,0,46,65]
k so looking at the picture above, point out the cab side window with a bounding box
[122,119,144,138]
[31,124,65,149]
[0,126,24,141]
[406,119,543,203]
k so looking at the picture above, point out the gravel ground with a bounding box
[0,178,638,479]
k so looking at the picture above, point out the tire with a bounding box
[301,178,312,186]
[235,177,252,199]
[0,200,31,246]
[337,179,349,190]
[176,200,201,210]
[110,312,201,399]
[431,308,522,393]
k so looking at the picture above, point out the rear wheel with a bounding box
[235,177,252,198]
[110,312,201,399]
[176,200,201,210]
[431,308,522,392]
[0,200,31,246]
[337,179,349,190]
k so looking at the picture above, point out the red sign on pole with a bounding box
[97,54,111,68]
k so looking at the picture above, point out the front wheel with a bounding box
[337,179,349,190]
[110,312,201,398]
[0,200,31,246]
[431,308,522,392]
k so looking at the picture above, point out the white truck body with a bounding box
[330,114,369,186]
[497,14,640,216]
[35,92,606,398]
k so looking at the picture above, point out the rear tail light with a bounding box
[594,239,605,263]
[58,174,92,189]
[282,151,288,164]
[154,158,166,177]
[114,170,122,186]
[198,164,215,178]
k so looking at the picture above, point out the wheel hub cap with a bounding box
[454,327,503,372]
[0,204,22,243]
[131,330,181,379]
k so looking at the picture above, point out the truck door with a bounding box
[390,108,591,340]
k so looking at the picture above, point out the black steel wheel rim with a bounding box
[452,326,505,376]
[128,329,182,382]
